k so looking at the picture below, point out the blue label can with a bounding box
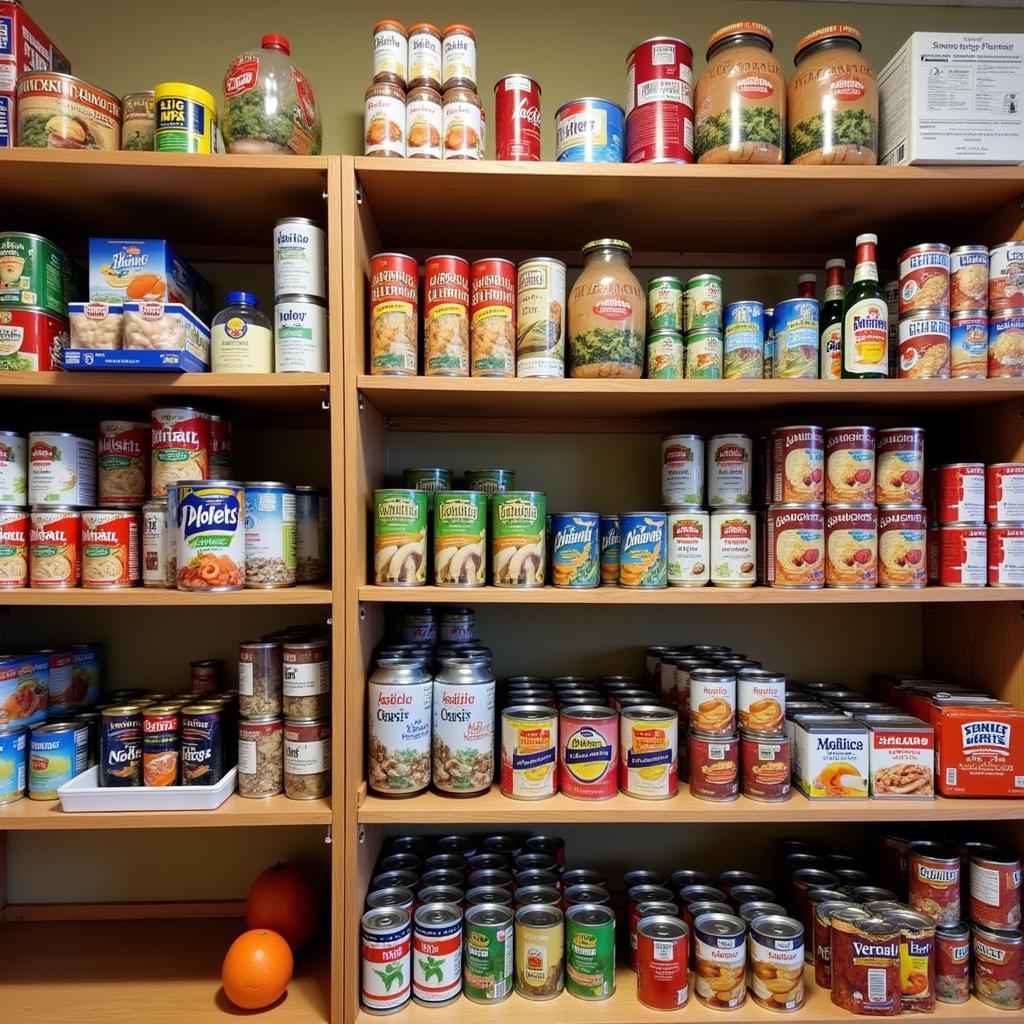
[763,307,775,378]
[0,653,49,729]
[181,704,222,786]
[600,515,620,586]
[100,704,142,787]
[723,301,765,380]
[68,642,102,705]
[950,313,988,379]
[551,513,600,588]
[774,298,819,379]
[29,722,89,799]
[555,98,625,163]
[243,481,297,588]
[0,726,27,803]
[618,512,668,589]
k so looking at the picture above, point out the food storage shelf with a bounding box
[359,376,1024,424]
[0,371,330,413]
[352,965,1008,1024]
[0,791,332,830]
[0,584,333,606]
[0,916,330,1022]
[356,783,1024,825]
[358,584,1024,605]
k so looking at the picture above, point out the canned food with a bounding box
[898,312,951,378]
[629,885,675,966]
[423,255,469,374]
[0,507,29,588]
[96,420,149,508]
[685,274,722,332]
[710,507,756,587]
[516,258,565,378]
[405,84,442,160]
[364,80,406,157]
[688,730,740,801]
[935,923,970,1004]
[940,523,986,586]
[646,328,684,378]
[972,923,1023,1011]
[494,74,540,161]
[29,721,88,799]
[707,434,752,507]
[685,328,722,378]
[0,726,27,803]
[555,98,625,162]
[559,705,617,800]
[989,309,1024,377]
[662,434,703,506]
[625,37,694,163]
[825,505,877,588]
[877,427,925,506]
[432,657,495,796]
[362,907,412,1012]
[565,903,615,1000]
[469,258,516,377]
[440,607,476,641]
[374,489,427,586]
[771,426,823,504]
[463,903,514,1003]
[0,306,67,371]
[514,905,564,999]
[990,522,1024,586]
[372,19,408,86]
[30,507,80,588]
[886,908,936,1013]
[369,253,418,375]
[411,903,462,1006]
[0,233,72,316]
[830,911,900,1014]
[825,425,875,504]
[599,514,619,585]
[29,431,96,507]
[434,490,486,587]
[619,512,667,588]
[909,842,960,925]
[17,72,121,152]
[150,407,210,498]
[723,301,765,379]
[741,731,790,802]
[180,703,222,785]
[950,245,988,311]
[937,463,984,524]
[636,916,689,1009]
[694,912,746,1009]
[492,492,545,587]
[141,704,179,786]
[99,704,142,787]
[689,668,736,735]
[737,669,785,735]
[619,705,677,799]
[175,481,245,591]
[950,312,988,378]
[500,706,557,799]
[969,848,1022,930]
[989,241,1024,312]
[773,298,819,379]
[153,82,218,153]
[550,512,599,588]
[82,509,139,589]
[767,504,824,589]
[899,244,950,316]
[666,508,709,586]
[750,915,804,1011]
[647,277,683,333]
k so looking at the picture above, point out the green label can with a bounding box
[566,903,616,1000]
[646,329,684,379]
[403,467,452,511]
[648,276,683,333]
[463,903,514,1004]
[685,329,723,379]
[0,232,70,316]
[465,469,515,494]
[374,489,427,586]
[492,491,546,587]
[684,274,723,333]
[434,490,487,587]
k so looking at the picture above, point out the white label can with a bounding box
[707,434,753,506]
[662,434,703,506]
[273,218,325,300]
[710,508,757,587]
[368,672,432,796]
[667,507,709,586]
[501,706,557,799]
[28,431,96,507]
[274,295,328,372]
[432,677,495,795]
[0,431,27,505]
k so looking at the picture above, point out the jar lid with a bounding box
[706,21,773,58]
[581,238,632,257]
[226,291,258,307]
[794,25,862,62]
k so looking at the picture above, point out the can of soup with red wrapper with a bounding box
[625,37,693,164]
[636,915,689,1009]
[494,75,541,161]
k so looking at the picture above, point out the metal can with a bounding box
[989,241,1024,312]
[935,923,970,1004]
[831,910,900,1014]
[666,507,709,586]
[559,705,618,800]
[937,463,984,524]
[434,490,486,587]
[972,923,1023,1011]
[969,848,1022,932]
[625,37,694,163]
[28,721,88,799]
[141,704,179,786]
[463,903,514,1003]
[432,657,494,796]
[647,276,683,333]
[749,915,804,1011]
[180,703,222,786]
[207,415,231,481]
[741,731,791,802]
[646,328,684,378]
[688,730,740,802]
[29,507,80,588]
[150,407,210,498]
[494,74,540,161]
[406,84,442,160]
[662,434,703,506]
[877,427,925,507]
[0,506,29,588]
[620,705,677,799]
[367,659,431,796]
[69,643,101,706]
[423,254,469,375]
[439,607,476,643]
[565,903,615,1000]
[374,489,427,586]
[295,486,329,582]
[599,514,619,585]
[501,705,557,799]
[899,244,950,316]
[0,306,66,371]
[99,704,143,787]
[707,433,752,507]
[372,19,408,86]
[0,726,27,803]
[898,311,951,379]
[120,90,154,150]
[492,491,545,587]
[469,257,516,378]
[368,887,416,915]
[685,273,723,332]
[272,217,325,301]
[814,900,861,989]
[153,81,217,153]
[737,669,785,735]
[515,904,564,999]
[636,915,689,1009]
[909,841,961,926]
[175,481,245,591]
[274,294,328,372]
[825,505,877,588]
[0,432,26,506]
[369,253,418,375]
[950,312,988,378]
[989,308,1024,378]
[950,245,989,311]
[16,72,121,152]
[773,298,819,379]
[550,512,599,588]
[362,907,412,1013]
[412,903,462,1006]
[694,912,747,1009]
[990,522,1024,586]
[618,512,667,588]
[364,80,405,157]
[516,258,565,378]
[685,328,722,379]
[689,667,736,735]
[710,507,756,587]
[141,498,168,588]
[0,233,72,317]
[767,504,824,589]
[771,425,824,504]
[28,431,96,507]
[82,509,139,589]
[723,300,765,379]
[97,420,149,508]
[555,97,624,162]
[825,425,875,504]
[940,523,986,587]
[885,908,936,1013]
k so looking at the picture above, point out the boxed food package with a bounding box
[933,702,1024,797]
[867,717,935,799]
[88,239,212,322]
[879,32,1024,165]
[793,716,869,799]
[0,1,71,147]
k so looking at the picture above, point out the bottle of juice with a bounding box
[842,234,888,378]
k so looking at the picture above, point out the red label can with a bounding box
[937,463,984,523]
[989,522,1024,586]
[972,924,1023,1011]
[628,884,674,969]
[767,503,824,589]
[815,901,865,990]
[636,915,689,1008]
[688,730,739,801]
[493,74,541,161]
[558,705,617,800]
[970,849,1023,930]
[0,507,29,588]
[209,415,231,479]
[29,508,80,588]
[987,463,1024,522]
[369,252,420,376]
[423,254,470,377]
[939,523,987,587]
[0,307,67,371]
[98,420,150,507]
[909,842,961,925]
[830,909,900,1015]
[142,705,180,786]
[898,244,950,316]
[625,36,694,163]
[150,406,210,498]
[740,731,790,802]
[771,424,824,503]
[927,524,941,584]
[934,923,970,1004]
[470,257,516,378]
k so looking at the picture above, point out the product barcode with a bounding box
[867,968,887,1005]
[494,979,508,999]
[1015,775,1024,788]
[945,768,957,785]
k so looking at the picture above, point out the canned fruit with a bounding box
[374,489,427,586]
[434,491,486,587]
[619,512,667,588]
[550,513,599,588]
[620,706,678,799]
[176,482,245,591]
[559,706,617,800]
[501,706,557,799]
[492,492,545,587]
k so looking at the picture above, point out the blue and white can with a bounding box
[773,298,819,379]
[950,313,988,379]
[600,514,620,586]
[243,481,297,588]
[555,98,625,163]
[551,512,600,588]
[723,301,765,380]
[29,721,89,800]
[0,726,27,803]
[0,652,49,730]
[618,512,667,589]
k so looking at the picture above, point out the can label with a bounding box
[98,420,149,507]
[373,24,408,84]
[973,927,1024,1010]
[738,678,785,735]
[826,426,876,504]
[899,314,951,378]
[560,711,617,799]
[176,482,245,590]
[29,724,88,799]
[899,246,950,315]
[648,278,683,332]
[685,329,722,379]
[989,242,1024,311]
[494,75,541,161]
[30,509,80,587]
[690,675,735,736]
[501,710,557,798]
[492,492,545,587]
[29,432,96,506]
[667,508,709,585]
[142,709,179,786]
[364,86,406,156]
[750,927,804,1010]
[434,491,486,586]
[101,711,142,787]
[935,932,970,1004]
[470,258,515,377]
[82,509,139,588]
[566,913,615,999]
[710,510,756,587]
[464,912,514,1002]
[707,435,751,506]
[951,248,988,311]
[406,92,442,158]
[940,524,986,586]
[877,429,925,506]
[370,253,418,375]
[374,489,427,586]
[646,330,684,378]
[515,917,564,998]
[620,711,678,798]
[662,435,703,506]
[0,507,28,588]
[619,513,667,588]
[989,524,1024,586]
[273,219,325,299]
[150,408,210,498]
[951,315,988,378]
[879,508,927,587]
[989,311,1024,377]
[741,733,790,801]
[938,464,984,524]
[555,99,625,163]
[432,679,494,794]
[685,276,722,332]
[413,914,462,1003]
[362,919,412,1011]
[599,515,619,585]
[723,301,764,379]
[424,256,470,375]
[910,855,960,925]
[181,708,221,786]
[516,260,565,378]
[825,507,877,587]
[772,426,824,504]
[0,432,26,505]
[410,29,442,87]
[689,733,740,801]
[775,298,819,379]
[970,857,1023,931]
[768,506,824,588]
[551,512,599,587]
[637,923,689,1009]
[0,728,27,804]
[695,928,746,1008]
[987,465,1024,523]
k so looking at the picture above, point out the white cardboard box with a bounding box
[878,32,1024,165]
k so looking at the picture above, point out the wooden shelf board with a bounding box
[0,584,332,607]
[0,916,329,1023]
[353,159,1024,256]
[0,372,330,414]
[0,794,331,831]
[354,965,1006,1024]
[359,376,1024,423]
[357,784,1024,825]
[358,585,1024,606]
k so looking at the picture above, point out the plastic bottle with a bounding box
[212,292,273,373]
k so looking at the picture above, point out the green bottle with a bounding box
[842,233,888,379]
[820,258,845,379]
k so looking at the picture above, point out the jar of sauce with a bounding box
[568,239,645,378]
[788,25,877,165]
[695,22,785,165]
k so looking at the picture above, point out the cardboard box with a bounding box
[879,32,1024,165]
[934,703,1024,797]
[0,1,71,147]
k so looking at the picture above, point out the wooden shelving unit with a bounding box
[0,584,332,607]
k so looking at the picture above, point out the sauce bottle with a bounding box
[798,274,817,299]
[842,234,887,378]
[819,259,845,380]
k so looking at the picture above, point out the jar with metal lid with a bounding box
[568,239,645,378]
[284,716,331,799]
[238,640,282,717]
[364,80,406,158]
[238,714,283,797]
[407,85,442,159]
[409,23,442,90]
[442,85,481,160]
[788,25,877,165]
[442,24,476,90]
[695,22,785,164]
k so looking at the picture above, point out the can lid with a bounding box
[466,903,513,927]
[750,914,804,940]
[414,902,462,927]
[514,904,562,926]
[566,903,615,926]
[637,915,688,941]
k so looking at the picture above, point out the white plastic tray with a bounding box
[57,766,237,812]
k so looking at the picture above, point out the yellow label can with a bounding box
[154,82,222,154]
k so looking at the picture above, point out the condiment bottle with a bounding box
[819,259,845,380]
[798,274,817,298]
[842,235,887,378]
[211,291,273,373]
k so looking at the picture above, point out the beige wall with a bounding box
[35,0,1024,158]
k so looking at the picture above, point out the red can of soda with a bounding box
[636,915,690,1009]
[494,74,541,161]
[625,36,694,163]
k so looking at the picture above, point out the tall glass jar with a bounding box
[568,239,645,378]
[695,22,785,165]
[788,25,877,165]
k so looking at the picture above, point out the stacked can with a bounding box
[896,243,951,379]
[986,463,1024,587]
[989,240,1024,378]
[646,276,684,379]
[683,274,723,378]
[822,426,878,590]
[662,432,756,589]
[624,37,694,164]
[273,217,327,372]
[931,463,988,587]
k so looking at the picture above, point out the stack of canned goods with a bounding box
[366,21,485,160]
[272,217,328,372]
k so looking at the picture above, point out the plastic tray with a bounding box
[57,766,237,812]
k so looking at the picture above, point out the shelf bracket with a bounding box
[359,603,367,621]
[321,189,328,201]
[324,824,333,845]
[358,826,366,845]
[321,398,330,411]
[358,392,365,413]
[356,183,364,206]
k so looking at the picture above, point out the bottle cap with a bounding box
[262,34,291,54]
[227,291,259,307]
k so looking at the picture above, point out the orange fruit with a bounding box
[246,862,320,952]
[222,928,293,1010]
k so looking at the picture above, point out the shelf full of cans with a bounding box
[0,412,330,591]
[368,237,1024,382]
[361,830,1023,1014]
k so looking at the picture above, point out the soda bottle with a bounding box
[842,234,888,378]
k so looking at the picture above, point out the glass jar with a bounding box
[568,239,645,378]
[237,715,283,797]
[238,640,282,717]
[788,25,878,165]
[695,21,785,165]
[211,291,273,373]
